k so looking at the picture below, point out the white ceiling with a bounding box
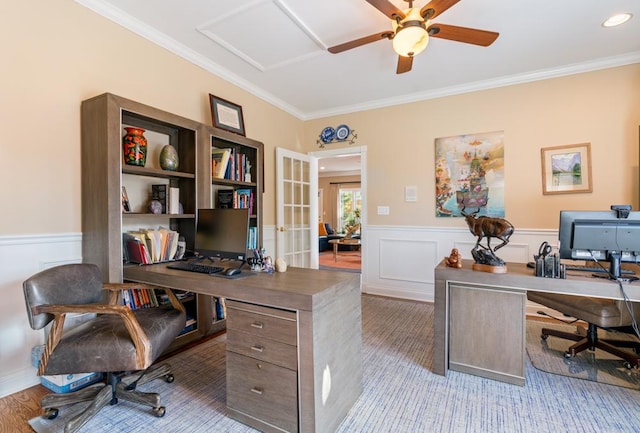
[78,0,640,120]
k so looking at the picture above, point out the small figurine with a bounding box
[275,257,287,272]
[445,248,463,268]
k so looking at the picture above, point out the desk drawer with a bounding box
[227,351,298,433]
[227,329,297,370]
[226,300,297,346]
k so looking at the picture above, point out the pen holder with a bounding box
[534,253,565,279]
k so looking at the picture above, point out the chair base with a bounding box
[541,324,640,369]
[40,363,174,433]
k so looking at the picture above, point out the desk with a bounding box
[124,264,362,433]
[328,239,361,262]
[434,259,640,386]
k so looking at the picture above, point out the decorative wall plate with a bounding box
[336,124,351,141]
[320,126,336,143]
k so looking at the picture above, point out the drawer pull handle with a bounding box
[251,322,264,329]
[251,387,263,395]
[251,345,264,353]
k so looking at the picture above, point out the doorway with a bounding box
[310,146,366,273]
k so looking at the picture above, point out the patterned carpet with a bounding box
[30,295,640,433]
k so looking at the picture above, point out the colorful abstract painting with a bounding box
[435,131,505,217]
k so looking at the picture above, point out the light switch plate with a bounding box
[405,186,417,202]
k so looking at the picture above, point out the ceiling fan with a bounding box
[328,0,499,74]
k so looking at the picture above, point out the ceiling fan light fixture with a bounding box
[392,8,429,57]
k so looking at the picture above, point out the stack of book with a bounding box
[123,227,180,264]
[216,188,254,215]
[211,147,252,182]
[121,288,160,310]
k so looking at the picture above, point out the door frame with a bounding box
[309,146,367,273]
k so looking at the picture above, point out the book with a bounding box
[235,188,253,213]
[169,187,180,214]
[211,148,231,179]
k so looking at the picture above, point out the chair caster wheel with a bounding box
[623,362,634,370]
[44,408,59,420]
[165,374,174,383]
[540,334,548,341]
[153,406,166,417]
[564,352,573,359]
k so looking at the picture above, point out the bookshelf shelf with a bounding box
[201,124,263,253]
[123,166,195,179]
[82,93,255,352]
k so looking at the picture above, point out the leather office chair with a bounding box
[23,263,186,432]
[527,291,640,368]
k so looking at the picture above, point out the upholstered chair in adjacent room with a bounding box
[23,263,186,432]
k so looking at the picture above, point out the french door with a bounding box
[275,148,318,268]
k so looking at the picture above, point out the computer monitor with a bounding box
[194,208,249,262]
[558,206,640,279]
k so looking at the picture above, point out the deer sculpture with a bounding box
[461,207,514,254]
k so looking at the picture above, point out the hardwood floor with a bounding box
[0,384,48,433]
[0,332,223,432]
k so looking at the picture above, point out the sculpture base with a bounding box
[472,263,507,273]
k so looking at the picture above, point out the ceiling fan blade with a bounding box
[396,56,413,74]
[328,31,393,54]
[428,24,499,46]
[366,0,406,20]
[420,0,460,20]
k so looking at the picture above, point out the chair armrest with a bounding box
[33,302,153,372]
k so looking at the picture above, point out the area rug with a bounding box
[526,320,640,390]
[29,296,640,433]
[319,251,361,273]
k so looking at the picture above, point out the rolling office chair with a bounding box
[23,263,186,432]
[527,291,640,368]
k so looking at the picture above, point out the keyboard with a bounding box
[564,264,636,275]
[167,261,224,275]
[526,262,636,275]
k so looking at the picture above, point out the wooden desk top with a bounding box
[435,259,640,301]
[124,264,360,312]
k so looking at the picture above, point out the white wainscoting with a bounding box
[0,233,82,398]
[0,226,558,397]
[361,225,558,305]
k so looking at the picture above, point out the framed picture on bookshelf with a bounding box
[209,94,245,136]
[121,186,131,213]
[541,143,592,195]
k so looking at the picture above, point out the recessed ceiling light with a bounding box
[602,13,632,28]
[320,166,326,170]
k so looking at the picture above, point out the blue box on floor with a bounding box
[40,372,103,394]
[32,344,103,393]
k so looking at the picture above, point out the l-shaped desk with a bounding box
[124,264,362,433]
[434,259,640,386]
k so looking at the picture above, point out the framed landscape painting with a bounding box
[541,143,592,195]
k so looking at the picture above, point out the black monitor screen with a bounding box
[558,208,640,278]
[195,208,249,261]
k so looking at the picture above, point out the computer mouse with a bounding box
[224,268,241,276]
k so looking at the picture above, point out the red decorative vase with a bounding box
[122,127,148,167]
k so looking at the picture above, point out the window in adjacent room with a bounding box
[337,187,361,234]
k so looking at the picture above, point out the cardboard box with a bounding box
[32,345,103,393]
[40,372,103,394]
